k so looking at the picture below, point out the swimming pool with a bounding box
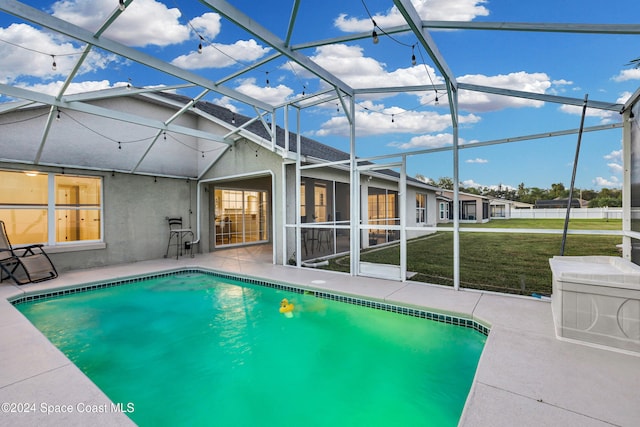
[15,270,486,426]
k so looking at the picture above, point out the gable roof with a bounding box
[155,91,439,191]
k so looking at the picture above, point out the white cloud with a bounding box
[171,40,271,69]
[604,149,622,163]
[466,158,488,164]
[0,23,119,83]
[558,104,619,123]
[334,0,489,32]
[454,72,552,112]
[209,96,239,113]
[52,0,190,47]
[189,13,222,40]
[593,176,621,188]
[612,68,640,82]
[313,101,481,138]
[461,179,482,189]
[293,44,443,93]
[616,91,632,104]
[388,133,457,150]
[16,80,122,95]
[234,78,294,105]
[604,149,623,175]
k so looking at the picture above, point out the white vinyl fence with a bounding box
[509,207,622,220]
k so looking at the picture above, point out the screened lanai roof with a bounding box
[1,0,639,179]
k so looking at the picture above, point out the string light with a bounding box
[0,37,82,72]
[434,92,439,105]
[231,113,236,124]
[266,71,270,87]
[197,35,204,54]
[391,114,395,123]
[118,0,126,11]
[411,45,417,66]
[56,108,60,121]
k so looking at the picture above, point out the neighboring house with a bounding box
[0,89,439,272]
[437,190,490,223]
[489,198,535,219]
[534,199,583,209]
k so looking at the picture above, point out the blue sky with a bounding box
[1,0,639,190]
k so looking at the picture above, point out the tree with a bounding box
[549,182,568,199]
[436,177,454,190]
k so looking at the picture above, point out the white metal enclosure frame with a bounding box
[0,0,638,288]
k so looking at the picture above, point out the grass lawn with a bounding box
[325,219,622,296]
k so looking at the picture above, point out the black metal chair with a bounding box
[164,217,194,259]
[0,220,58,285]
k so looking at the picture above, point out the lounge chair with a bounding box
[0,220,58,285]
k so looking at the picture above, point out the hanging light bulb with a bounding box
[198,35,204,54]
[411,45,417,66]
[51,55,57,71]
[391,114,395,123]
[371,19,379,44]
[118,0,126,11]
[231,113,236,124]
[434,92,439,106]
[266,71,270,87]
[56,108,60,121]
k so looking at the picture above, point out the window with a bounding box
[0,170,102,245]
[491,205,506,218]
[461,200,477,220]
[416,193,426,224]
[439,202,449,220]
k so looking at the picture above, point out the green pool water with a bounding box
[18,272,485,426]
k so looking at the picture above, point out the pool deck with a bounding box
[1,246,638,426]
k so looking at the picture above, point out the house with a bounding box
[489,198,534,219]
[0,89,440,271]
[534,198,584,209]
[437,190,490,223]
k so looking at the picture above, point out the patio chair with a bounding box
[0,220,58,285]
[164,217,194,259]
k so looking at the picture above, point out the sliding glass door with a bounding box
[214,189,268,246]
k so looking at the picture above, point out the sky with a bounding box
[1,0,639,191]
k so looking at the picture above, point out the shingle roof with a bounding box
[154,91,437,189]
[156,91,349,162]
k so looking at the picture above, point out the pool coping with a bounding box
[1,254,639,426]
[9,267,490,336]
